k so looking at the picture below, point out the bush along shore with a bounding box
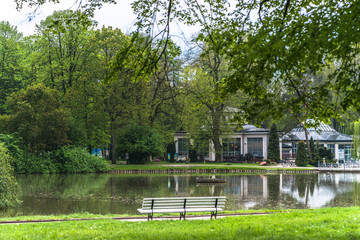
[0,207,360,239]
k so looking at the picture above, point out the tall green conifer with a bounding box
[267,123,280,162]
[296,141,308,167]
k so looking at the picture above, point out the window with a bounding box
[247,138,263,157]
[327,144,335,154]
[223,138,241,156]
[339,144,353,161]
[178,138,189,156]
[292,143,298,155]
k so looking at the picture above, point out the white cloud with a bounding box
[0,0,136,35]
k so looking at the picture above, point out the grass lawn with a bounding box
[1,208,360,239]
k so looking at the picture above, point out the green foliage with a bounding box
[267,123,280,162]
[0,133,23,161]
[14,152,58,174]
[353,120,360,160]
[0,143,20,208]
[318,147,334,163]
[308,137,319,166]
[0,21,24,114]
[295,141,308,167]
[189,147,198,162]
[12,147,108,174]
[117,125,165,164]
[5,83,70,153]
[51,146,109,173]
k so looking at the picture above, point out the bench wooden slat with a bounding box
[143,197,225,200]
[138,208,223,214]
[138,196,226,220]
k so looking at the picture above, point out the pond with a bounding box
[1,173,360,217]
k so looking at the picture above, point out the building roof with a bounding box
[282,122,352,143]
[235,124,269,133]
[174,124,270,136]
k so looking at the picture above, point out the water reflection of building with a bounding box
[166,173,360,210]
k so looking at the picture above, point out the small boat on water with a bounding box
[196,177,226,183]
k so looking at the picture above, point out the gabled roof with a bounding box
[282,122,352,143]
[235,124,269,133]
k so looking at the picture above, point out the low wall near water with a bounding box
[108,169,317,174]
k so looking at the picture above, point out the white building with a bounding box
[281,122,353,162]
[173,124,270,162]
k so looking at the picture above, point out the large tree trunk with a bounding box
[110,119,116,164]
[304,127,312,160]
[213,139,223,163]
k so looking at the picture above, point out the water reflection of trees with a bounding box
[6,173,360,217]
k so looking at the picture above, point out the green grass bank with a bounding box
[1,207,360,239]
[108,162,317,174]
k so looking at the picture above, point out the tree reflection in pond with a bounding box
[1,173,360,217]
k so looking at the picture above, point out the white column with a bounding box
[209,141,215,161]
[263,136,268,159]
[335,144,339,162]
[174,137,179,153]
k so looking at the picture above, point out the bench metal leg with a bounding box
[148,213,153,221]
[180,212,186,220]
[211,211,217,219]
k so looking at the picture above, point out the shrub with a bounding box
[117,125,165,164]
[51,146,109,173]
[16,152,58,174]
[0,143,20,208]
[12,146,108,174]
[267,123,280,162]
[295,141,308,166]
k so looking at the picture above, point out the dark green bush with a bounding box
[12,146,108,174]
[15,152,57,174]
[117,125,165,164]
[0,144,20,208]
[51,146,109,173]
[295,141,308,167]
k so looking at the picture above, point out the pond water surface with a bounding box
[2,173,360,217]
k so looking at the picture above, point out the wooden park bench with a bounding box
[137,196,226,220]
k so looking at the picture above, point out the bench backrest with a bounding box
[141,197,226,211]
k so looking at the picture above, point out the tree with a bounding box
[32,10,96,95]
[267,123,280,162]
[16,1,360,122]
[117,125,165,164]
[0,21,24,114]
[353,120,360,160]
[309,137,319,166]
[4,83,70,153]
[295,141,308,167]
[0,143,20,208]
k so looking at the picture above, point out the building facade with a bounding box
[173,124,270,161]
[281,122,353,162]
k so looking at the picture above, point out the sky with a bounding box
[0,0,139,35]
[0,0,197,49]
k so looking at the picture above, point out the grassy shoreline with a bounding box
[0,208,359,239]
[108,162,318,172]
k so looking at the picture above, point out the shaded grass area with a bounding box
[108,162,316,172]
[1,208,360,239]
[0,210,283,222]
